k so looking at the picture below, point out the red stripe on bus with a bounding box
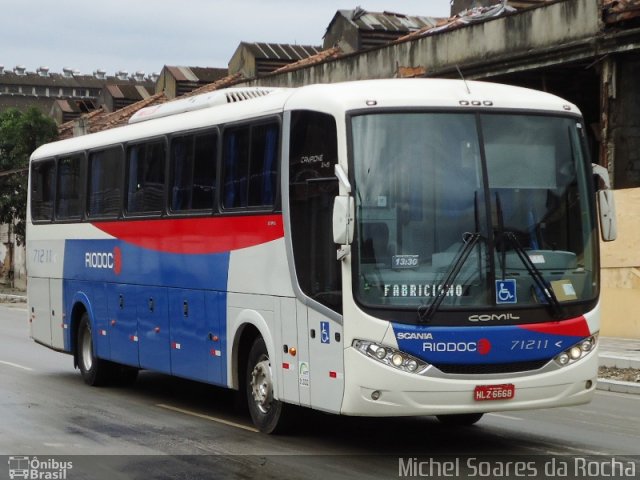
[92,214,284,254]
[518,316,590,337]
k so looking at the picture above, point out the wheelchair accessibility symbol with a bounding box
[496,279,517,304]
[320,321,330,344]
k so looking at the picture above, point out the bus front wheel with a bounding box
[246,337,287,434]
[77,312,112,386]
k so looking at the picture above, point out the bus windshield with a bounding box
[350,112,597,316]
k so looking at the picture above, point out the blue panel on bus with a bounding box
[169,289,208,382]
[138,286,171,374]
[63,239,230,290]
[106,283,140,368]
[62,238,231,384]
[205,291,227,386]
[392,320,588,365]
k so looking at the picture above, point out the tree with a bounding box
[0,107,57,245]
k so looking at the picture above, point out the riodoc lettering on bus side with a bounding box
[84,247,122,274]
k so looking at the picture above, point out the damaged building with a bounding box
[239,0,640,191]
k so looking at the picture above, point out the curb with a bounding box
[599,354,640,370]
[597,378,640,395]
[0,294,27,303]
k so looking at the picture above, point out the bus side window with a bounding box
[31,159,56,222]
[88,147,123,218]
[55,154,84,220]
[170,131,217,212]
[126,140,166,215]
[222,121,279,210]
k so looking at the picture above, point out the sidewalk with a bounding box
[0,285,26,303]
[597,336,640,394]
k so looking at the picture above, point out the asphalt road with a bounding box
[1,303,639,479]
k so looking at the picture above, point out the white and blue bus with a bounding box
[27,79,616,433]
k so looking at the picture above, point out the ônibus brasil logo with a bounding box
[85,246,122,275]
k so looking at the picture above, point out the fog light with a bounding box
[371,390,381,401]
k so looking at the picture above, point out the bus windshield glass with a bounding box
[350,112,597,315]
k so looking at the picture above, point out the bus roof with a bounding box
[31,79,580,161]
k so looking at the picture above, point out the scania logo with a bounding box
[468,313,520,322]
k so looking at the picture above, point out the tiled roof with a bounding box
[57,92,166,140]
[272,47,344,74]
[56,72,248,140]
[181,72,245,97]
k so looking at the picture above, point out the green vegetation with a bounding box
[0,107,57,244]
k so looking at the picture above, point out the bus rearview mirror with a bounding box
[592,163,617,242]
[333,196,354,246]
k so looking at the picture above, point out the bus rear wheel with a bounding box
[246,337,287,434]
[77,312,112,386]
[436,413,484,426]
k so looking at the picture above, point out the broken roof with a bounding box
[238,42,323,61]
[325,8,440,37]
[162,66,228,83]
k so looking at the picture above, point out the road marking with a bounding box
[156,404,258,433]
[487,413,524,421]
[0,360,33,371]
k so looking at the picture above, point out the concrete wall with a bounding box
[600,188,640,339]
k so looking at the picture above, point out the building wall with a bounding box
[600,188,640,339]
[323,15,361,53]
[228,44,258,78]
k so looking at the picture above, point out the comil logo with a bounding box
[85,246,122,275]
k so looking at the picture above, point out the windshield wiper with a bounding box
[418,232,481,323]
[501,231,563,318]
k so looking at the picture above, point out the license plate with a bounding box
[474,383,515,401]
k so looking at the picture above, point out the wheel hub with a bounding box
[250,359,273,414]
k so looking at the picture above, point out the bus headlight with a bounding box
[554,334,598,367]
[353,340,430,374]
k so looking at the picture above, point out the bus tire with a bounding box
[77,312,112,386]
[436,413,484,426]
[246,337,287,434]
